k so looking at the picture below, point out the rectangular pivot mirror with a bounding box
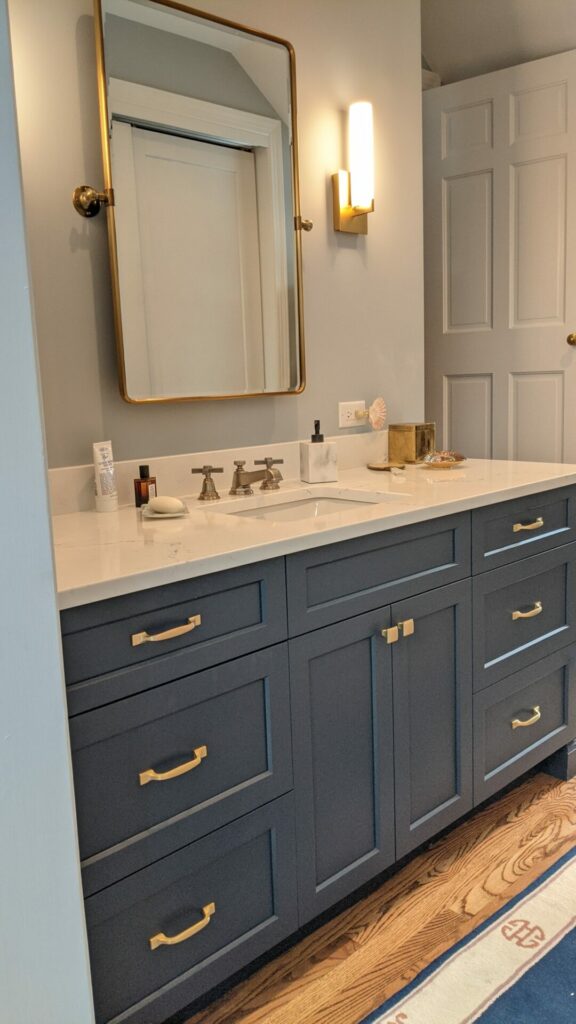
[94,0,305,401]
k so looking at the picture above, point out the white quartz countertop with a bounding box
[52,459,576,609]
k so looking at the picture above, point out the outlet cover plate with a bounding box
[338,400,365,428]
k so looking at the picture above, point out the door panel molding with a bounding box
[444,373,493,458]
[508,371,564,462]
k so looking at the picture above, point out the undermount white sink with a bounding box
[221,486,410,523]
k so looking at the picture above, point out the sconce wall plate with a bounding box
[332,171,374,234]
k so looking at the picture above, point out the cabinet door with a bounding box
[290,610,395,923]
[392,580,473,857]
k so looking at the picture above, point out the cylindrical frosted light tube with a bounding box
[348,101,374,209]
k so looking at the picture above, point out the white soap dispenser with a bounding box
[300,420,338,483]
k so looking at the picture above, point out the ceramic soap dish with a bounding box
[141,503,190,519]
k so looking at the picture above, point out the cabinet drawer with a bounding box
[287,512,470,634]
[473,546,576,691]
[61,559,287,706]
[71,646,292,896]
[473,648,576,803]
[85,796,297,1024]
[472,486,576,574]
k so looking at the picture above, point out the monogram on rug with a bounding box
[361,846,576,1024]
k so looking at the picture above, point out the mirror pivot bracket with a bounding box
[72,185,115,218]
[295,215,313,232]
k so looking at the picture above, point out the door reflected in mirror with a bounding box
[95,0,305,401]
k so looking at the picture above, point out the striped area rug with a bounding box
[361,846,576,1024]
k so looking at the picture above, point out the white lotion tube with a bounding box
[93,440,119,512]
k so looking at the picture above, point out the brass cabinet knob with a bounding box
[567,333,576,346]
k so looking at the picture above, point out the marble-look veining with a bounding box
[299,440,338,482]
[52,458,576,609]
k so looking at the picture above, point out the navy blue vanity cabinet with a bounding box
[59,490,576,1023]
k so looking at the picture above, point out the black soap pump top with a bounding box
[311,420,324,443]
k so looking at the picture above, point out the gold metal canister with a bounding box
[388,423,436,463]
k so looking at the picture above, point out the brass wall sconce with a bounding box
[332,101,375,234]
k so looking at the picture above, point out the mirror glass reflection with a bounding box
[97,0,305,401]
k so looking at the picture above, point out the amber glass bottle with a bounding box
[134,465,157,507]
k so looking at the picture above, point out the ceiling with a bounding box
[421,0,576,84]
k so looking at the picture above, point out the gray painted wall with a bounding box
[8,0,424,468]
[0,0,95,1019]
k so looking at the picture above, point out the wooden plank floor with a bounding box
[184,772,576,1024]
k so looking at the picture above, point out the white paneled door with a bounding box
[423,50,576,462]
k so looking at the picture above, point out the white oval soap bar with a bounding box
[148,495,186,514]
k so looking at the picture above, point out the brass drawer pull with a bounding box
[131,613,202,647]
[398,618,415,637]
[512,516,544,533]
[511,705,541,730]
[149,901,216,950]
[512,600,543,621]
[382,620,415,643]
[381,625,399,645]
[139,745,208,786]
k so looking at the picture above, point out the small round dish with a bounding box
[421,450,466,470]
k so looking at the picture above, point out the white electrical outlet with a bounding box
[338,400,366,428]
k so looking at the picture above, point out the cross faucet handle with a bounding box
[191,465,223,501]
[254,458,284,468]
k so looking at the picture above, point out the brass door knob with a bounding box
[567,333,576,346]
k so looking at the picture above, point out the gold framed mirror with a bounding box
[87,0,306,402]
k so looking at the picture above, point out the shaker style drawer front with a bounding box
[473,546,576,691]
[71,646,292,894]
[84,796,297,1024]
[473,648,576,802]
[472,486,576,574]
[287,512,471,634]
[61,558,287,697]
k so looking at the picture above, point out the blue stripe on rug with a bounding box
[360,844,576,1024]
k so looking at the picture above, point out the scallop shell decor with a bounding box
[368,396,387,431]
